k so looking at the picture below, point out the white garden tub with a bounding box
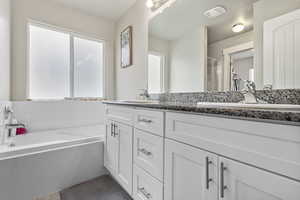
[0,125,107,200]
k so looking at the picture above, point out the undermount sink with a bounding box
[119,100,159,104]
[196,102,300,112]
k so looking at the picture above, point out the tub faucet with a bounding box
[1,123,26,146]
[5,123,26,136]
[241,81,267,104]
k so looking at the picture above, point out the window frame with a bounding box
[147,51,166,94]
[26,20,106,100]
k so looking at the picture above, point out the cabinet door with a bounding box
[165,139,218,200]
[115,122,133,195]
[219,157,300,200]
[104,120,117,176]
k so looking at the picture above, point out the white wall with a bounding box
[0,0,11,100]
[253,0,300,89]
[169,26,207,92]
[11,0,116,100]
[12,101,105,132]
[115,0,149,100]
[149,36,170,55]
[208,31,254,59]
[149,36,170,91]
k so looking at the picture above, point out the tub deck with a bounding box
[0,124,105,160]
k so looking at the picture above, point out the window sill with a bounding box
[26,97,106,102]
[64,97,106,101]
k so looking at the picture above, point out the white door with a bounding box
[115,122,133,195]
[164,139,218,200]
[264,8,300,89]
[219,157,300,200]
[104,120,117,176]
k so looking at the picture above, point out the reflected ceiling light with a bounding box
[232,23,245,33]
[146,0,154,8]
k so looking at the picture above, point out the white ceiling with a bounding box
[49,0,137,20]
[149,0,259,43]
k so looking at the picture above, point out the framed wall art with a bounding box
[121,26,133,68]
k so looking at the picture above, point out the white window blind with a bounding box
[74,37,104,98]
[28,23,104,99]
[29,25,70,99]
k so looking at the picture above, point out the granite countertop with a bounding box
[103,101,300,126]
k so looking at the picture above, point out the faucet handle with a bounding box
[139,89,150,98]
[244,80,256,92]
[263,84,273,91]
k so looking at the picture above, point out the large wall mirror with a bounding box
[147,0,300,94]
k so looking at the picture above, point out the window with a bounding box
[148,53,165,94]
[74,37,104,97]
[28,23,104,99]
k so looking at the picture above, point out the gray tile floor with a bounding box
[60,175,132,200]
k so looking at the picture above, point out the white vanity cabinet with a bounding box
[105,105,164,198]
[105,104,300,200]
[165,138,300,200]
[104,118,133,195]
[165,111,300,200]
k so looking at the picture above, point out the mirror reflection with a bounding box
[148,0,300,93]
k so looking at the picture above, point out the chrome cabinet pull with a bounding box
[220,162,228,198]
[206,157,213,190]
[138,118,153,123]
[138,187,152,199]
[111,123,114,137]
[114,124,119,137]
[138,148,152,156]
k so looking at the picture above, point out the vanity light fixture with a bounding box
[232,23,245,33]
[146,0,154,8]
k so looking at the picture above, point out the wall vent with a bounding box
[204,6,227,18]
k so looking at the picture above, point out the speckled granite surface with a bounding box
[150,89,300,105]
[103,101,300,126]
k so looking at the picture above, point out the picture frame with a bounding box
[121,26,133,68]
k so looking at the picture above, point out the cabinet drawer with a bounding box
[105,105,134,125]
[166,112,300,181]
[134,109,164,136]
[133,165,163,200]
[134,129,164,181]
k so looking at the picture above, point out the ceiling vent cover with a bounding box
[204,6,227,18]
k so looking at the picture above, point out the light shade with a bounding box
[232,23,245,33]
[146,0,154,8]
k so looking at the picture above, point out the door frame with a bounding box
[223,41,254,91]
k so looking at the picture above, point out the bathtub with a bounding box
[0,125,107,200]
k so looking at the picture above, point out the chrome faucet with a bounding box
[3,106,13,120]
[1,106,26,145]
[2,123,26,146]
[139,89,150,100]
[241,81,267,104]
